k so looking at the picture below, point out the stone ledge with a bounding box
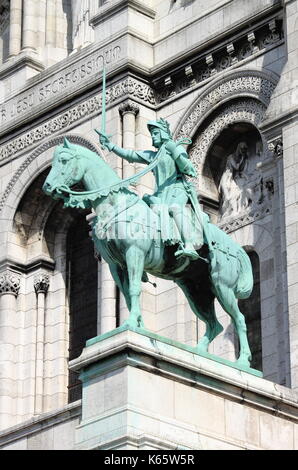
[70,327,298,420]
[75,405,202,450]
[90,0,156,27]
[71,327,298,449]
[0,400,81,448]
[0,53,45,82]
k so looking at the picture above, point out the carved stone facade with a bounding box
[0,0,297,451]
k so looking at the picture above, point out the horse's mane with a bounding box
[55,143,103,162]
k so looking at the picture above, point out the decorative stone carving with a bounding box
[34,273,50,295]
[0,271,21,297]
[155,18,283,104]
[189,99,266,167]
[175,72,276,140]
[218,205,272,234]
[118,100,140,117]
[0,77,155,164]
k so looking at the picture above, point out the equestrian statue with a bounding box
[42,75,254,369]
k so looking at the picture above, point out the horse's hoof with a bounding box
[121,320,136,329]
[236,357,251,369]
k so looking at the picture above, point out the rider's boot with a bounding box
[171,205,202,260]
[175,242,200,260]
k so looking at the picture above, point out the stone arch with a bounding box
[173,69,278,217]
[0,134,103,238]
[173,68,279,140]
[189,98,266,200]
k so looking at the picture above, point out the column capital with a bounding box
[34,272,50,295]
[119,100,140,117]
[0,270,21,297]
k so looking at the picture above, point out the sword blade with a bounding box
[101,67,106,134]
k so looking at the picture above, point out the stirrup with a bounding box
[174,248,200,260]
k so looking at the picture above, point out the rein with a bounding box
[57,138,191,200]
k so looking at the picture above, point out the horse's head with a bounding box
[43,138,85,198]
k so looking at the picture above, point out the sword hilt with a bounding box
[94,129,113,150]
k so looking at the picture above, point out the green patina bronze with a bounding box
[43,73,254,369]
[43,122,254,369]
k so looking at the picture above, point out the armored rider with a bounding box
[98,118,203,260]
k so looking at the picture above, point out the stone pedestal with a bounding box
[70,327,298,450]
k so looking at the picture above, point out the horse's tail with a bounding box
[235,248,253,299]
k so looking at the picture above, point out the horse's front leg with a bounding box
[124,245,145,328]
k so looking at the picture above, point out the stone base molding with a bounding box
[70,327,298,450]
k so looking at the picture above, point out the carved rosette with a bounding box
[34,273,50,295]
[119,100,140,117]
[0,271,21,297]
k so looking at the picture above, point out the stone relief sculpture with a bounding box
[219,141,264,219]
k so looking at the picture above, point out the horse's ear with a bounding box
[63,137,72,149]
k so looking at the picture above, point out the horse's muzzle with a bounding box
[42,181,53,195]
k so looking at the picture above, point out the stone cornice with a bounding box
[90,0,156,26]
[0,38,125,137]
[0,258,56,274]
[0,78,155,167]
[0,53,45,81]
[154,14,283,104]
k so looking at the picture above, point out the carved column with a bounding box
[0,271,21,430]
[22,0,36,52]
[100,261,116,334]
[33,272,50,415]
[8,0,22,58]
[119,100,140,179]
[118,100,139,324]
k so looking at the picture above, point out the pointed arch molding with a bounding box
[173,69,279,140]
[0,134,102,218]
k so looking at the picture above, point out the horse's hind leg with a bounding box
[109,263,131,313]
[125,245,145,328]
[215,285,252,367]
[176,280,223,353]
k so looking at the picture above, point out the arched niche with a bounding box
[172,69,278,221]
[188,98,266,221]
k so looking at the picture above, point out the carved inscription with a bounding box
[0,45,121,127]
